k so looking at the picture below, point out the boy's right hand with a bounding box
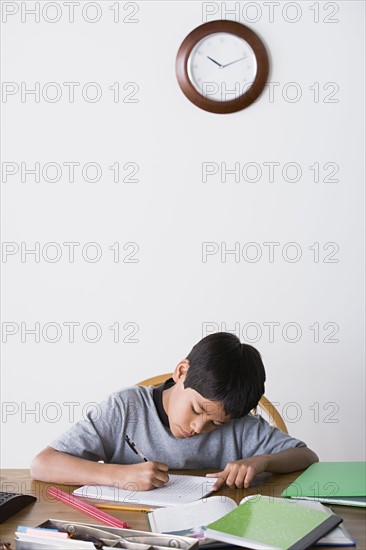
[109,461,169,491]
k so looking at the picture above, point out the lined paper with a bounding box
[73,474,218,507]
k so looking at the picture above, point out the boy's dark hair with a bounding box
[184,332,265,419]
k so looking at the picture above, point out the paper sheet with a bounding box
[73,474,218,507]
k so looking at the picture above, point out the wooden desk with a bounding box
[1,470,365,549]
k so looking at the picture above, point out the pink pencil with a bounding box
[47,487,130,529]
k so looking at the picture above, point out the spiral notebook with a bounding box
[73,474,217,507]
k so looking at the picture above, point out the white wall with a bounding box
[1,1,365,468]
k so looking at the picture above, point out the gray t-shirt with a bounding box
[50,386,306,469]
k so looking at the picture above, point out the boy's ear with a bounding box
[173,359,190,383]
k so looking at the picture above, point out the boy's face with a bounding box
[163,360,231,439]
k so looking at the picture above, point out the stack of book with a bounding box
[149,494,354,548]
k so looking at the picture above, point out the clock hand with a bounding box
[221,56,247,69]
[206,55,223,68]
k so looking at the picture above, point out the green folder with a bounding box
[282,462,366,507]
[204,495,342,550]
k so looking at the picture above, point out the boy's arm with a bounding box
[266,446,318,473]
[30,446,169,491]
[207,447,318,490]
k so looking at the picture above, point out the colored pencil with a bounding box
[47,487,130,529]
[96,503,152,512]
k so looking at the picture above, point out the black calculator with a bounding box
[0,492,37,523]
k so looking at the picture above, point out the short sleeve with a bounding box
[50,393,124,462]
[241,414,307,457]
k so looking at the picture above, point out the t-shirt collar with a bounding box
[152,378,175,428]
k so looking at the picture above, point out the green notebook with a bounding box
[204,495,342,550]
[282,462,366,507]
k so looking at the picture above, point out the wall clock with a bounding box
[176,20,269,114]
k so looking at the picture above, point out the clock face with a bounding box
[187,32,258,102]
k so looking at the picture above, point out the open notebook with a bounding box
[73,474,217,507]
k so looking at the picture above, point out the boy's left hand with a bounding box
[206,455,269,490]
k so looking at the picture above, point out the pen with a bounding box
[125,434,149,462]
[96,504,152,512]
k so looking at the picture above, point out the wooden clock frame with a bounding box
[176,20,269,114]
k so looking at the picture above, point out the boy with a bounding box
[31,332,318,491]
